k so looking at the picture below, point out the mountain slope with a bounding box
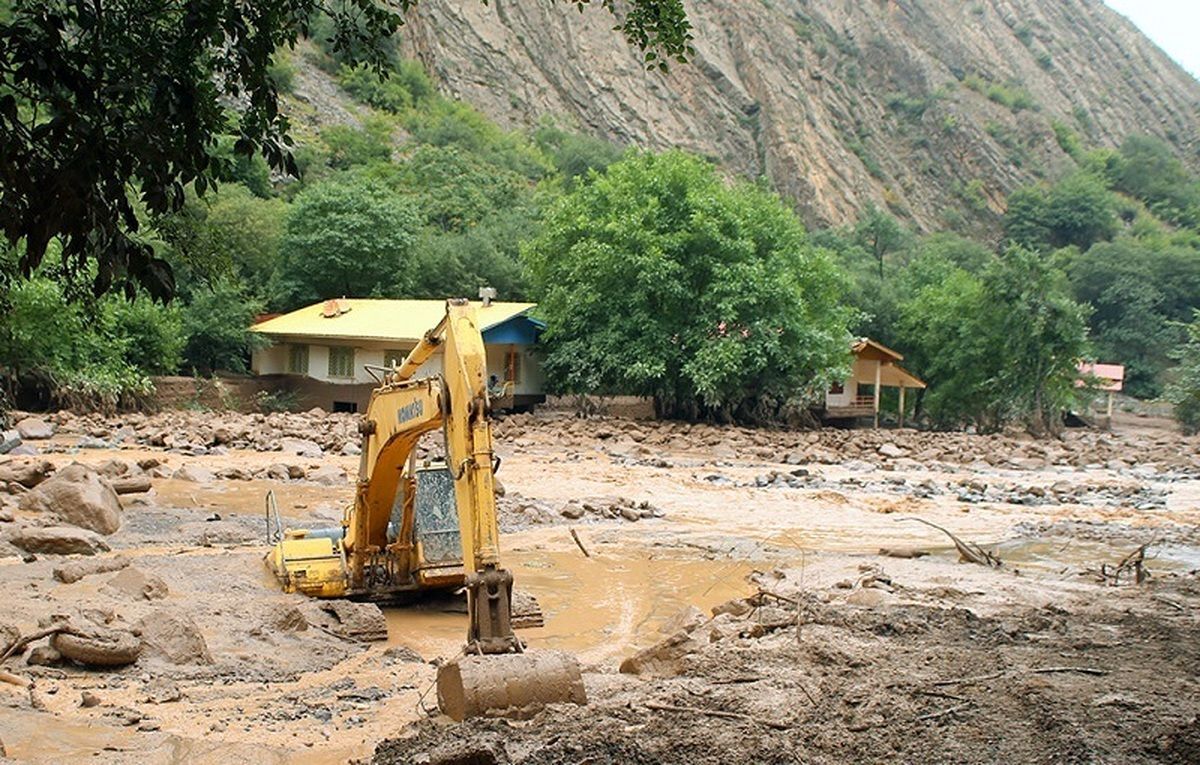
[398,0,1200,231]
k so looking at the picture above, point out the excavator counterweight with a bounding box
[265,298,585,719]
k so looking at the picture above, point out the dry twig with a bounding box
[898,518,1001,567]
[644,701,791,730]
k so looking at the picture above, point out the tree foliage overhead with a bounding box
[0,0,692,300]
[524,151,851,422]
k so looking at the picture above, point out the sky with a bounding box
[1104,0,1199,78]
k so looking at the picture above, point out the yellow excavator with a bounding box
[265,299,585,720]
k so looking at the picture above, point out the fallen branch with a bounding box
[1153,595,1185,612]
[932,671,1005,687]
[569,527,591,559]
[898,517,1001,567]
[915,689,969,702]
[1031,666,1108,676]
[0,625,73,663]
[644,701,791,730]
[0,670,31,688]
[916,702,972,721]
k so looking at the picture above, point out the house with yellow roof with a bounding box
[250,296,546,413]
[823,338,926,427]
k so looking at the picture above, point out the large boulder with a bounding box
[172,464,215,483]
[18,463,122,534]
[15,417,56,440]
[103,567,169,601]
[10,526,111,555]
[133,610,212,665]
[306,465,347,486]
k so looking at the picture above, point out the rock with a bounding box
[846,588,896,607]
[80,691,101,707]
[303,600,387,642]
[77,436,111,449]
[619,630,701,677]
[0,458,54,488]
[705,612,764,642]
[18,463,122,534]
[711,597,753,618]
[137,458,162,471]
[110,476,152,495]
[104,567,169,600]
[559,502,585,520]
[493,477,506,497]
[7,444,39,456]
[0,506,12,523]
[286,464,307,480]
[619,507,641,522]
[279,437,323,458]
[172,465,214,483]
[143,679,182,704]
[94,459,130,478]
[54,555,131,583]
[306,465,346,486]
[133,611,213,665]
[878,443,907,459]
[340,442,361,456]
[11,526,111,556]
[660,605,707,635]
[383,645,424,663]
[0,429,21,455]
[265,463,291,481]
[265,604,308,633]
[179,520,255,546]
[27,645,64,667]
[15,417,56,440]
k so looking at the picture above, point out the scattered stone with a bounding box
[0,429,21,455]
[265,604,309,633]
[303,600,388,642]
[110,476,152,495]
[27,645,64,667]
[383,645,424,663]
[77,436,111,449]
[618,631,701,677]
[18,463,122,534]
[104,567,169,601]
[306,465,347,486]
[878,443,907,459]
[54,555,131,584]
[15,417,56,440]
[711,597,753,618]
[80,691,101,707]
[11,526,111,556]
[133,611,213,665]
[279,437,324,458]
[172,465,215,483]
[143,679,182,704]
[0,458,55,488]
[559,502,585,520]
[94,459,130,479]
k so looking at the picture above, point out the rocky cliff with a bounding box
[399,0,1200,231]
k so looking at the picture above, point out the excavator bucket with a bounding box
[436,650,586,721]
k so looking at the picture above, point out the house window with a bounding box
[383,349,406,368]
[829,380,845,395]
[505,347,522,385]
[328,346,355,378]
[288,344,309,375]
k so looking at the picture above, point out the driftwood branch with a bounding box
[569,527,591,558]
[644,701,791,730]
[1,625,74,663]
[898,517,1001,567]
[916,702,972,721]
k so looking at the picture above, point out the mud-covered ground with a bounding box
[1,407,1198,764]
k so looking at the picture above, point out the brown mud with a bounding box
[0,408,1198,763]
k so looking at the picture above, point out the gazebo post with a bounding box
[873,362,882,428]
[898,385,906,428]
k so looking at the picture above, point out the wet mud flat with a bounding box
[378,563,1200,765]
[0,408,1198,763]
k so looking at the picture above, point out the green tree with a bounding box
[180,280,270,374]
[900,246,1088,432]
[0,0,692,299]
[1005,172,1117,251]
[1166,311,1200,433]
[853,205,908,280]
[1113,136,1200,227]
[274,175,421,308]
[524,150,850,422]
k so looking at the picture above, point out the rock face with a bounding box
[10,526,111,556]
[399,0,1200,231]
[18,463,122,534]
